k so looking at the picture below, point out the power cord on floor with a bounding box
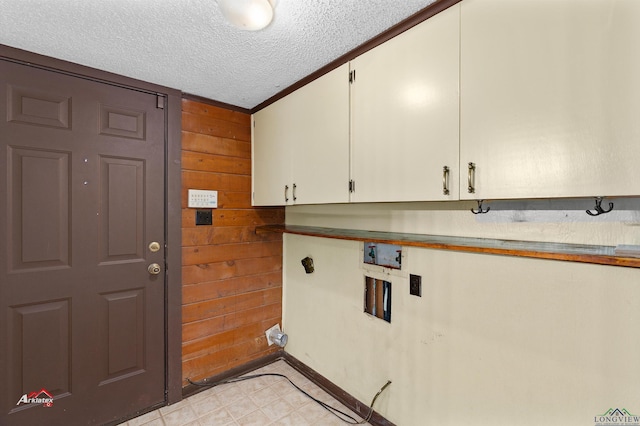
[186,372,391,425]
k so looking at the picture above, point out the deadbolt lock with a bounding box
[148,263,161,275]
[148,241,161,252]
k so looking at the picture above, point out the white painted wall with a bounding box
[282,200,640,425]
[286,198,640,247]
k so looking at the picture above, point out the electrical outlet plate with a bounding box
[265,324,281,346]
[409,274,422,297]
[195,210,212,226]
[188,189,218,208]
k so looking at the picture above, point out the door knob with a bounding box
[148,263,161,275]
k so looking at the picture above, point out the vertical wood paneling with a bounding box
[181,99,284,384]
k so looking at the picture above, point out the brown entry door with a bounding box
[0,59,166,425]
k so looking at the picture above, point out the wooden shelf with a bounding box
[256,224,640,269]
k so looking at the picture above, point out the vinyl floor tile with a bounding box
[118,360,370,426]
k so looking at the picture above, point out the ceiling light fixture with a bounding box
[217,0,275,31]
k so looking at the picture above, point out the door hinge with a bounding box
[349,179,355,193]
[156,94,165,109]
[349,70,356,84]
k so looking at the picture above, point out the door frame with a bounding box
[0,44,183,405]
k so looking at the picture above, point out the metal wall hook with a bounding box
[471,199,490,214]
[586,197,614,216]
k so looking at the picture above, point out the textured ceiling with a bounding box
[0,0,437,110]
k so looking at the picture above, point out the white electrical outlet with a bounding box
[265,324,282,346]
[188,189,218,208]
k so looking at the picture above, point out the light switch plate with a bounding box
[188,189,218,208]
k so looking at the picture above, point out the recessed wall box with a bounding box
[363,242,402,269]
[364,276,392,323]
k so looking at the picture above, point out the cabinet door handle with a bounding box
[442,166,450,195]
[284,185,289,202]
[293,183,297,202]
[467,162,476,194]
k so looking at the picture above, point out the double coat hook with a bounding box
[471,199,490,214]
[586,197,614,216]
[469,197,614,216]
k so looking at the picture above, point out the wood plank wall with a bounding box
[181,99,284,384]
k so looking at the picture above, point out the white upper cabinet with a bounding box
[252,63,350,206]
[460,0,640,200]
[252,97,291,206]
[291,63,350,205]
[350,4,460,203]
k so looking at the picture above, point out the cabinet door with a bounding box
[350,5,460,203]
[289,63,350,204]
[252,64,350,206]
[252,101,292,206]
[460,0,640,200]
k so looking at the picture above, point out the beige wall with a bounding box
[282,200,640,425]
[285,198,640,246]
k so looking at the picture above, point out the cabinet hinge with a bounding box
[156,94,165,109]
[349,70,356,84]
[349,179,355,193]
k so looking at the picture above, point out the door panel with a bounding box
[7,84,71,129]
[99,289,145,384]
[1,59,166,425]
[9,300,72,410]
[8,147,71,270]
[99,104,146,140]
[100,157,144,262]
